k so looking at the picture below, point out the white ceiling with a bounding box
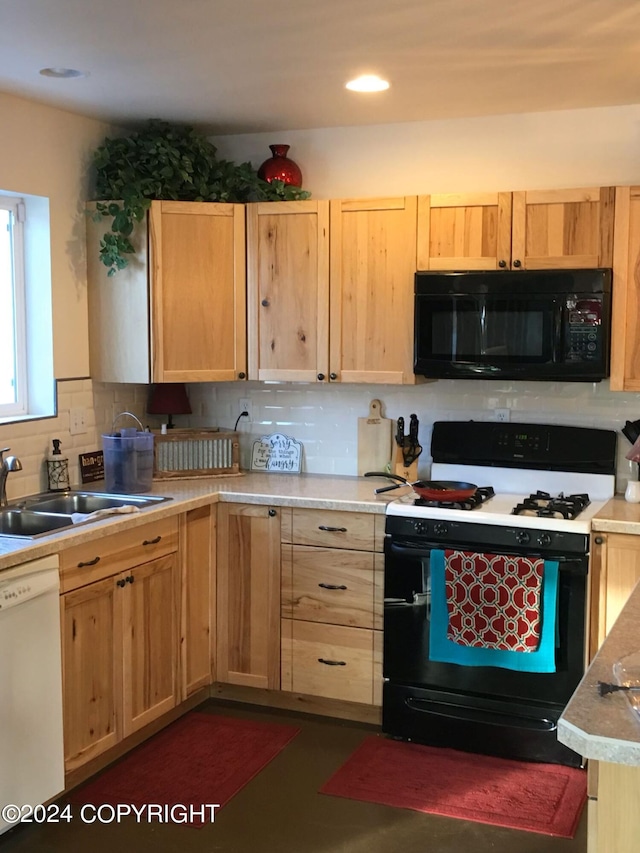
[1,0,640,135]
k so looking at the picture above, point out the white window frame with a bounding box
[0,196,28,418]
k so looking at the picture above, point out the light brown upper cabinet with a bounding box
[417,192,513,270]
[88,200,247,383]
[329,197,418,385]
[246,200,329,382]
[247,197,418,385]
[610,186,640,391]
[417,187,615,271]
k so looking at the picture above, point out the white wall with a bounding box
[0,92,116,379]
[211,103,640,197]
[204,103,640,492]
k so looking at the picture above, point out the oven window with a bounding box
[417,296,555,363]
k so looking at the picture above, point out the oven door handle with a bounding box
[388,540,587,571]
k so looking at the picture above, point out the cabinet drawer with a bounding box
[285,508,377,551]
[60,516,179,592]
[281,619,374,704]
[282,545,375,628]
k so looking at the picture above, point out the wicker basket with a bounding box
[152,429,240,480]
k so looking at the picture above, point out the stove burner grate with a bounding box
[512,491,591,520]
[414,486,495,511]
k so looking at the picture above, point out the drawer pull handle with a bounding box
[318,525,347,533]
[78,556,100,568]
[142,535,162,546]
[318,658,346,666]
[318,583,347,591]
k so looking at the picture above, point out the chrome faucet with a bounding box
[0,447,23,507]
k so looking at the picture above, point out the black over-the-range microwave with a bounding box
[413,268,612,381]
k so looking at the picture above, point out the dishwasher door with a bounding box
[0,555,64,834]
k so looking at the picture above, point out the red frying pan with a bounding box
[364,472,478,501]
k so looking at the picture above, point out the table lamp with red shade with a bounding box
[146,383,192,430]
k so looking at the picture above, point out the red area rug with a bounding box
[320,736,586,838]
[70,712,300,825]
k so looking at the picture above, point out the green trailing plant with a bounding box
[91,119,310,276]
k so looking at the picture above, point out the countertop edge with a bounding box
[0,472,389,572]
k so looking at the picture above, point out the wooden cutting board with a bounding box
[357,399,392,476]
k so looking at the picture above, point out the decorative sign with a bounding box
[79,450,105,484]
[251,433,302,473]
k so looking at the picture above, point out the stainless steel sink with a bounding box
[0,510,74,538]
[23,491,171,515]
[0,490,172,539]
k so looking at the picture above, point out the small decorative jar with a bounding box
[257,144,303,188]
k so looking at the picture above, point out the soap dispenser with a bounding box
[47,438,70,492]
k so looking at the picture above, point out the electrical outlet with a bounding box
[494,408,510,423]
[69,407,87,435]
[238,398,253,421]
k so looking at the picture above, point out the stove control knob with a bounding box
[434,523,449,536]
[515,530,530,545]
[537,533,552,547]
[414,520,429,535]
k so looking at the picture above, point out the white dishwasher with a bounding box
[0,555,64,835]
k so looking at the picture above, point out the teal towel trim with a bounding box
[428,549,559,673]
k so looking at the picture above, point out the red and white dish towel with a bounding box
[443,550,544,652]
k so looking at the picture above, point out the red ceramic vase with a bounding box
[257,144,303,188]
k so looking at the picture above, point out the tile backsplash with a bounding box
[186,378,640,493]
[0,380,148,500]
[3,377,639,500]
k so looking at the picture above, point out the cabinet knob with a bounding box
[238,372,246,379]
[513,259,522,268]
[126,575,135,583]
[268,509,277,517]
[317,373,325,381]
[498,260,507,268]
[116,578,126,588]
[261,299,270,307]
[594,536,604,545]
[329,373,338,381]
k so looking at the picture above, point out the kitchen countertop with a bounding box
[0,472,394,572]
[592,495,640,534]
[558,577,640,766]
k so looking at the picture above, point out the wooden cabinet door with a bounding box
[610,186,640,392]
[417,192,512,270]
[150,200,247,382]
[511,187,615,270]
[122,554,180,736]
[216,503,281,689]
[329,197,418,385]
[61,576,122,772]
[590,532,640,656]
[180,505,215,698]
[247,201,330,382]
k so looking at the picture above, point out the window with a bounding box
[0,196,27,417]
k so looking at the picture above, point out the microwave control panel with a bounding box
[564,297,603,362]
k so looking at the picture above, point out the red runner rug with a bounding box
[320,736,586,838]
[70,712,300,826]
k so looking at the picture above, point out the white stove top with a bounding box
[385,463,615,535]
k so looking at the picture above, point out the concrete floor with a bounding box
[1,700,586,853]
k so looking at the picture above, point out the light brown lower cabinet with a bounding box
[280,508,384,706]
[180,505,215,698]
[589,531,640,657]
[60,518,180,773]
[216,503,281,689]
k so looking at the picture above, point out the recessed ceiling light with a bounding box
[345,75,390,93]
[39,67,88,79]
